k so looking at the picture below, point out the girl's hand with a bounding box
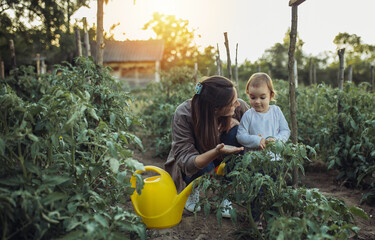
[216,143,244,155]
[259,138,267,150]
[266,137,275,145]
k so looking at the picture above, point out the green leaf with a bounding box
[43,192,67,205]
[125,158,144,172]
[109,158,120,174]
[94,214,109,228]
[66,111,79,127]
[27,133,39,142]
[349,206,369,220]
[88,108,99,120]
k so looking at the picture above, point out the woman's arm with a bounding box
[194,143,243,168]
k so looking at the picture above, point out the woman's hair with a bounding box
[245,72,276,98]
[191,76,235,152]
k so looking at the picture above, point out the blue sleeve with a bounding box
[275,106,290,142]
[236,110,262,148]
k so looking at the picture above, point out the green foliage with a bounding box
[0,58,146,239]
[196,141,365,239]
[139,66,196,157]
[273,80,375,204]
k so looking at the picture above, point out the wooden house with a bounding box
[100,39,164,87]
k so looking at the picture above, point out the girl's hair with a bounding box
[191,76,235,152]
[245,72,276,98]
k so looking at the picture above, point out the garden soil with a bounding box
[132,149,375,240]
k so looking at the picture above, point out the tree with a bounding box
[333,32,375,85]
[143,12,199,70]
[261,29,305,81]
[0,0,89,74]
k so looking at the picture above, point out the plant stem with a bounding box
[247,202,263,239]
[18,141,27,178]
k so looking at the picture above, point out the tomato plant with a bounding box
[0,58,146,239]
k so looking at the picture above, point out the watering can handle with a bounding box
[131,165,169,188]
[142,166,168,176]
[134,165,169,178]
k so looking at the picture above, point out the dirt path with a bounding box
[132,149,375,240]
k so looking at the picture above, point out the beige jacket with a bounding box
[164,98,248,193]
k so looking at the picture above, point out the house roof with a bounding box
[102,39,164,63]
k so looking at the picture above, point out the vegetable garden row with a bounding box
[1,59,374,239]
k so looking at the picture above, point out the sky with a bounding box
[72,0,375,64]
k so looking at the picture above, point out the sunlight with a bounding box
[147,0,178,15]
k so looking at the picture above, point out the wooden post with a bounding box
[10,40,17,70]
[0,61,4,79]
[75,27,82,57]
[257,65,261,72]
[224,32,232,79]
[294,59,298,88]
[347,64,352,83]
[309,58,313,85]
[216,43,222,76]
[235,43,239,90]
[96,0,104,65]
[338,48,345,89]
[36,53,40,74]
[288,0,304,188]
[83,17,91,57]
[313,64,317,84]
[371,65,374,92]
[155,61,160,82]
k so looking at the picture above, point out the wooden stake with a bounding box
[216,43,222,76]
[83,17,91,57]
[309,58,313,85]
[313,64,317,84]
[75,27,82,57]
[235,43,239,90]
[371,65,374,92]
[0,61,4,79]
[347,64,352,83]
[10,40,17,70]
[338,48,345,89]
[288,4,299,188]
[224,32,232,80]
[96,0,104,65]
[36,53,40,74]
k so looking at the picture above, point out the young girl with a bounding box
[236,72,290,152]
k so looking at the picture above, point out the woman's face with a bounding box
[217,88,240,117]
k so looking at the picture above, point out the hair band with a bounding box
[194,82,203,95]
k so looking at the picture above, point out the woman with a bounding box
[164,76,249,217]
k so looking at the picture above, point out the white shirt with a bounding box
[236,105,290,150]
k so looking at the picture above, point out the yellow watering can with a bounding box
[130,166,197,229]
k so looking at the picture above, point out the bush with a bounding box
[0,58,146,239]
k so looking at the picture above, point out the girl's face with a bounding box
[217,88,240,117]
[247,83,273,113]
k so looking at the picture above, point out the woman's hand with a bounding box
[216,143,244,155]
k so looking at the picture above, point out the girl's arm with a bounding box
[275,106,291,142]
[236,111,262,148]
